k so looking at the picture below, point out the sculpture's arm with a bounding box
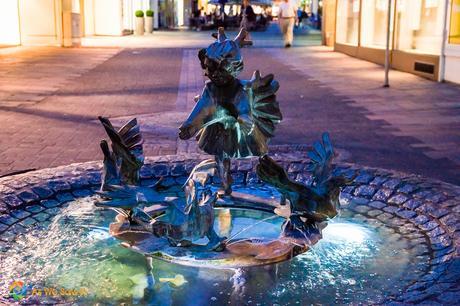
[179,86,214,140]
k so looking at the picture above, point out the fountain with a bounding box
[97,28,351,268]
[0,27,459,305]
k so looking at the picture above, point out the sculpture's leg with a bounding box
[206,228,226,252]
[216,156,233,195]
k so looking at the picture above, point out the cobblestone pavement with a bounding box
[0,152,459,304]
[0,29,459,186]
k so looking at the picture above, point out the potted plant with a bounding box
[135,10,144,35]
[145,10,154,33]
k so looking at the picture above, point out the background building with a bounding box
[322,0,460,84]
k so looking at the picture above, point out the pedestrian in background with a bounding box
[241,0,256,31]
[278,0,298,48]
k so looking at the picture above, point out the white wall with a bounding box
[0,0,21,45]
[94,0,123,35]
[18,0,62,46]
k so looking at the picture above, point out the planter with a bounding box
[145,16,153,33]
[135,17,145,35]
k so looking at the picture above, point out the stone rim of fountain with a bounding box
[0,147,459,305]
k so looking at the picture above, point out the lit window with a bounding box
[394,0,445,55]
[450,0,460,44]
[336,0,360,45]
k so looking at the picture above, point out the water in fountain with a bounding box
[0,196,426,305]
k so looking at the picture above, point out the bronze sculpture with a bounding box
[94,30,351,267]
[179,27,282,195]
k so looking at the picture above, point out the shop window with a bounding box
[336,0,360,45]
[450,0,460,44]
[394,0,445,55]
[360,0,392,48]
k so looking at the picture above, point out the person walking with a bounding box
[278,0,297,47]
[240,0,256,31]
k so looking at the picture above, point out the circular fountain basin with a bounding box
[0,152,459,305]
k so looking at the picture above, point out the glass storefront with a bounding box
[336,0,360,45]
[450,0,460,44]
[360,0,391,48]
[394,0,445,55]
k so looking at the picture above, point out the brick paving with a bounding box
[0,30,459,186]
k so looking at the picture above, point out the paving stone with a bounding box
[396,209,417,219]
[47,180,71,192]
[377,212,393,222]
[354,185,376,198]
[0,214,17,226]
[45,207,60,216]
[397,184,418,194]
[383,206,399,214]
[9,209,31,220]
[427,226,446,238]
[68,176,90,189]
[425,193,448,204]
[31,186,54,199]
[33,212,50,222]
[382,178,401,190]
[436,291,460,305]
[152,164,169,176]
[19,217,37,228]
[403,199,423,210]
[414,190,434,199]
[388,194,409,205]
[419,221,439,231]
[0,201,7,214]
[56,192,74,203]
[367,209,382,217]
[430,235,452,250]
[369,201,386,209]
[2,194,23,208]
[370,176,387,186]
[413,215,430,225]
[373,188,393,201]
[41,199,60,208]
[0,185,15,194]
[72,189,93,197]
[352,205,371,214]
[429,208,450,219]
[9,223,27,235]
[139,167,154,179]
[171,163,187,176]
[341,186,355,194]
[354,172,374,184]
[0,223,8,233]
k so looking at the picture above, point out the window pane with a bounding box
[450,0,460,44]
[394,0,445,55]
[336,0,360,45]
[361,0,391,48]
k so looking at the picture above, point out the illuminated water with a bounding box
[0,197,426,305]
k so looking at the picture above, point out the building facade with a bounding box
[323,0,460,84]
[0,0,191,47]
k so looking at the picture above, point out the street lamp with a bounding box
[383,0,391,88]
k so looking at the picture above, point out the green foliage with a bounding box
[146,10,154,17]
[135,10,144,18]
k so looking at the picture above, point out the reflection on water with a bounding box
[0,197,422,305]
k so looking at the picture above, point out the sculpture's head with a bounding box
[198,27,252,86]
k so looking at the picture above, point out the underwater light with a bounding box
[322,222,370,244]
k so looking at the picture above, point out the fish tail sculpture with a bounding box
[98,116,144,187]
[257,132,353,229]
[96,117,166,221]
